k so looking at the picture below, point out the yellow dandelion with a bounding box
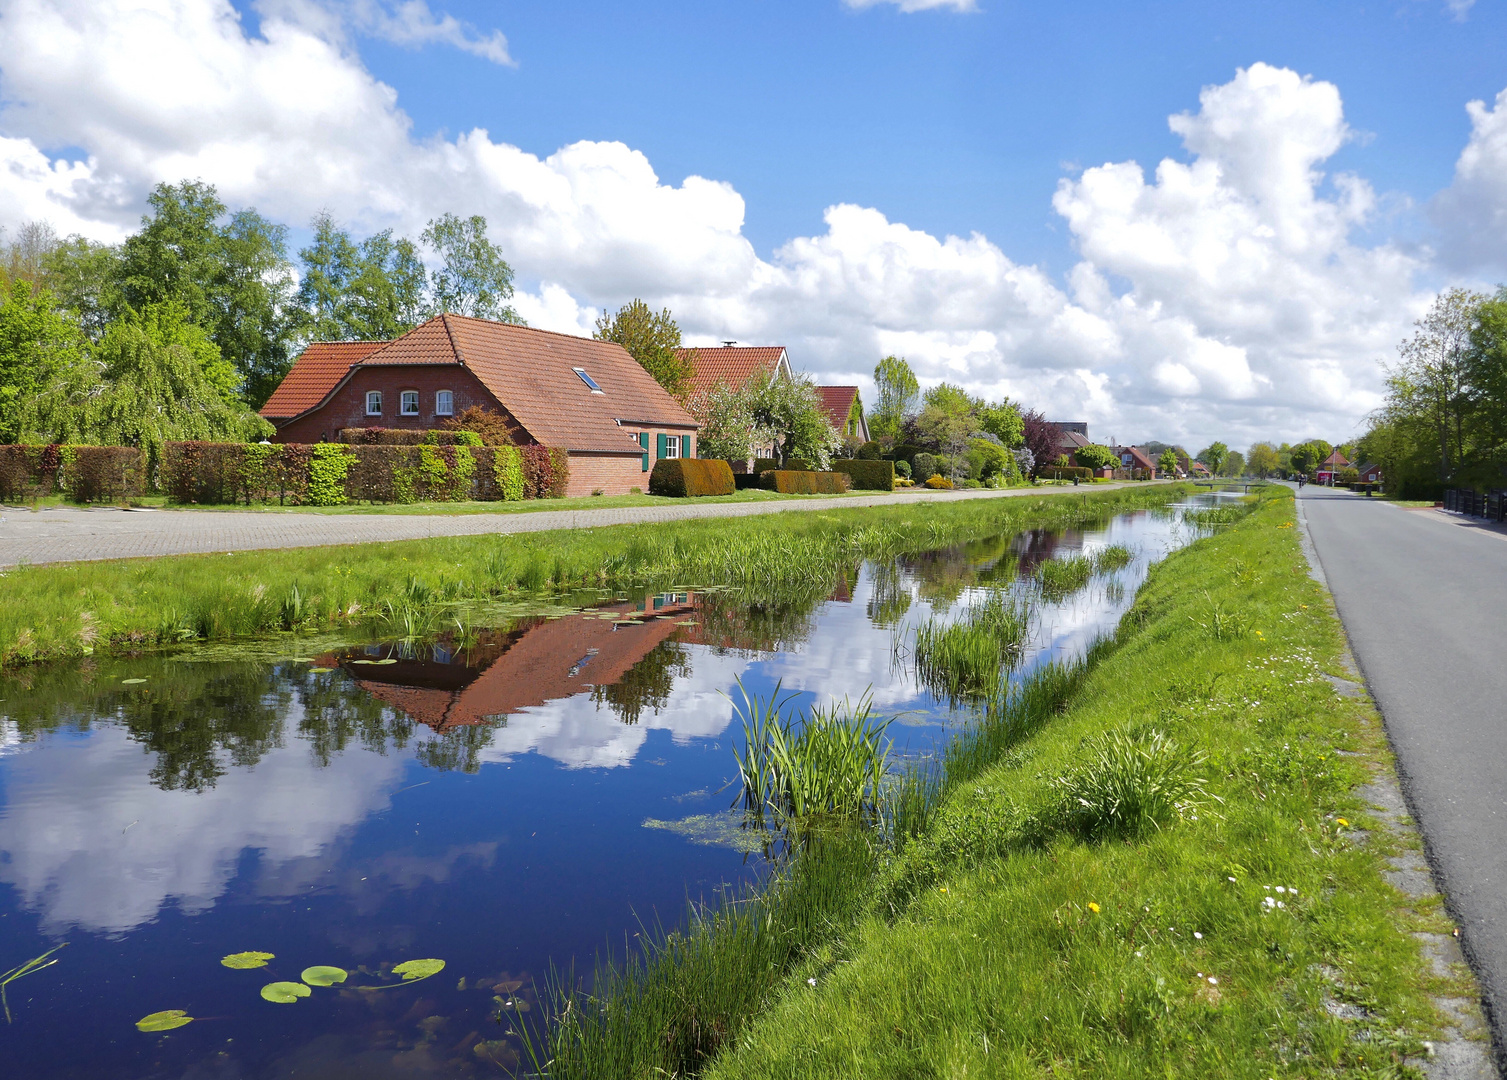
[1087,902,1101,914]
[1336,818,1350,828]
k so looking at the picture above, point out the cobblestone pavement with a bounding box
[0,484,1146,567]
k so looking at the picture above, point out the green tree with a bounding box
[298,213,427,343]
[977,399,1024,447]
[870,355,919,440]
[1247,442,1280,477]
[594,299,693,400]
[0,280,88,441]
[1074,444,1117,471]
[691,381,756,462]
[42,235,121,341]
[22,302,271,475]
[916,383,981,480]
[421,213,519,322]
[1198,441,1228,475]
[1224,450,1245,477]
[1383,287,1485,483]
[1157,448,1180,475]
[742,369,842,468]
[117,181,298,406]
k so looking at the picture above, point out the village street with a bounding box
[0,484,1145,567]
[1300,486,1507,1059]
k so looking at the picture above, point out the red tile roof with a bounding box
[1322,450,1350,467]
[816,386,859,433]
[262,315,697,453]
[677,345,788,399]
[260,340,386,418]
[1112,445,1155,471]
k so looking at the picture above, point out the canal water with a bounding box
[0,499,1226,1077]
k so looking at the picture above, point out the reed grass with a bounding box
[730,682,892,821]
[0,485,1191,669]
[1034,553,1095,599]
[912,591,1032,701]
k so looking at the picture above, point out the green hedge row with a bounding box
[0,445,144,503]
[161,442,568,505]
[1040,465,1093,480]
[336,427,483,446]
[830,459,894,491]
[759,470,851,494]
[649,459,736,497]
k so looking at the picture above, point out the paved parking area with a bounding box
[0,484,1142,566]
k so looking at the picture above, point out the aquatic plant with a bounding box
[301,966,348,986]
[261,981,310,1003]
[912,591,1032,701]
[730,681,891,821]
[221,951,274,969]
[1,944,65,1024]
[1092,543,1134,572]
[1033,554,1095,600]
[135,1009,193,1032]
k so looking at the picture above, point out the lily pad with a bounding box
[121,678,148,685]
[260,981,311,1003]
[392,958,446,981]
[221,951,275,969]
[309,667,334,674]
[136,1009,193,1032]
[301,965,347,987]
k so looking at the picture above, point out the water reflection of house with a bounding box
[336,594,700,731]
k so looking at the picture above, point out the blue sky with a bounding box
[2,0,1506,447]
[335,0,1504,269]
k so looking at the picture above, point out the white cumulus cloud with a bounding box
[1433,86,1507,273]
[0,2,1467,447]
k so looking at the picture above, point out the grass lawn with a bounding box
[532,487,1467,1079]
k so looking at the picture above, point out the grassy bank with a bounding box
[0,484,1186,669]
[527,488,1461,1078]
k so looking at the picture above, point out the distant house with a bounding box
[816,385,869,443]
[1190,460,1210,477]
[259,314,698,497]
[1316,449,1352,484]
[1112,445,1156,476]
[1054,428,1093,456]
[677,344,792,400]
[1356,462,1383,484]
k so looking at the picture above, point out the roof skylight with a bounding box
[573,367,603,393]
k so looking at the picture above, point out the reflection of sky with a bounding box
[0,712,410,934]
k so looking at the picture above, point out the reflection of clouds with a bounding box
[0,718,23,757]
[476,650,750,769]
[256,841,499,919]
[760,579,927,710]
[0,718,409,934]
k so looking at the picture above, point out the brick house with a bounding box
[259,315,698,497]
[1355,462,1383,484]
[816,385,869,443]
[677,344,792,399]
[1111,444,1157,477]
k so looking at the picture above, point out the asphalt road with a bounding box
[0,483,1152,567]
[1300,486,1507,1061]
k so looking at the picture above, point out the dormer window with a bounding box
[366,391,382,416]
[573,367,603,393]
[401,390,419,415]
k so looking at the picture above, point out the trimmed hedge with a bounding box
[337,428,481,446]
[0,445,144,503]
[160,441,569,505]
[649,458,736,497]
[1040,465,1093,481]
[758,470,851,495]
[830,459,894,491]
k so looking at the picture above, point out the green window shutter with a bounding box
[681,435,691,459]
[639,432,649,472]
[657,433,667,459]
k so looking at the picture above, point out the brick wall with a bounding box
[566,454,646,498]
[273,366,516,444]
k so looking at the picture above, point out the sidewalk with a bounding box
[0,483,1150,567]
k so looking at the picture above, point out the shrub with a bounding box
[894,460,912,479]
[1035,729,1214,843]
[650,458,736,497]
[307,444,355,505]
[913,452,938,481]
[0,444,144,502]
[753,458,782,475]
[490,445,525,501]
[758,470,851,494]
[829,459,894,491]
[441,405,515,446]
[856,441,883,460]
[924,475,953,489]
[1040,465,1092,481]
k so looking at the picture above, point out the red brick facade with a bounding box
[273,365,506,445]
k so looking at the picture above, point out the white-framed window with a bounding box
[435,390,453,416]
[366,390,382,415]
[664,435,680,459]
[401,390,420,416]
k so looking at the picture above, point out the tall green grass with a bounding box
[0,485,1191,668]
[912,591,1032,701]
[731,682,892,821]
